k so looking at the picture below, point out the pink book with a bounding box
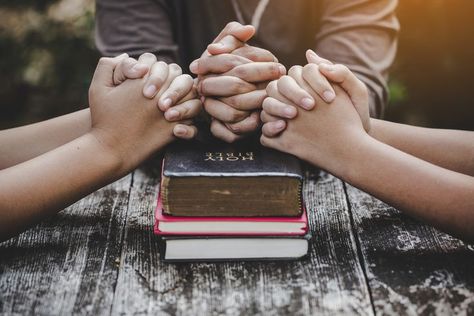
[154,196,308,236]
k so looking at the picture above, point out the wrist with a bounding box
[306,131,373,182]
[86,130,126,178]
[336,133,380,184]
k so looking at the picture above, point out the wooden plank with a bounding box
[0,174,132,315]
[112,167,373,315]
[345,184,474,315]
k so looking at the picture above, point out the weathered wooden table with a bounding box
[1,165,473,315]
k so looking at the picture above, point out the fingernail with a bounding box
[323,90,335,102]
[301,97,314,110]
[174,126,187,136]
[309,50,318,58]
[284,106,296,118]
[144,85,157,97]
[279,65,286,75]
[162,98,172,108]
[166,109,180,120]
[189,60,199,73]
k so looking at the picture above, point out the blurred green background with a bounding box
[0,0,473,130]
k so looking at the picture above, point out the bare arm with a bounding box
[0,133,121,241]
[370,118,474,176]
[0,109,91,169]
[338,134,474,243]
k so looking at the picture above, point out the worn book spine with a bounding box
[154,196,308,236]
[160,140,303,217]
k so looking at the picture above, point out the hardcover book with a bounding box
[154,196,308,236]
[160,139,303,217]
[157,234,311,262]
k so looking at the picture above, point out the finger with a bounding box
[143,61,168,98]
[232,46,278,62]
[302,64,336,103]
[212,22,255,45]
[262,97,297,119]
[190,54,251,75]
[319,63,368,104]
[155,63,183,100]
[260,134,281,150]
[207,35,245,55]
[210,119,242,143]
[158,74,194,111]
[260,109,281,123]
[164,99,202,122]
[265,80,295,105]
[113,57,149,85]
[261,120,286,137]
[288,65,316,96]
[178,85,198,103]
[173,124,198,140]
[91,54,128,88]
[306,49,333,65]
[223,62,286,83]
[277,76,315,110]
[199,76,256,97]
[220,89,266,111]
[204,98,249,123]
[225,111,260,135]
[137,52,157,67]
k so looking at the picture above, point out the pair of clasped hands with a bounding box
[90,22,370,173]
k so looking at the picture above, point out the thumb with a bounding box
[91,53,128,88]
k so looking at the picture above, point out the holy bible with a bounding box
[160,140,303,217]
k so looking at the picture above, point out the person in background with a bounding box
[259,50,474,242]
[96,1,399,142]
[0,54,201,242]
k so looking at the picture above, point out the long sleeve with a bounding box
[315,0,400,117]
[95,0,178,63]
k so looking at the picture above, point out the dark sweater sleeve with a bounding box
[315,0,400,117]
[95,0,178,63]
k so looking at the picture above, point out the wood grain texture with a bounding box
[345,184,474,316]
[0,174,132,315]
[111,166,372,315]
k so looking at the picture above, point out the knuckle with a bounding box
[266,80,277,95]
[98,57,112,66]
[148,74,165,87]
[227,108,244,122]
[169,63,182,74]
[233,80,249,93]
[140,52,156,61]
[302,63,318,77]
[261,97,274,112]
[233,65,248,78]
[260,134,269,146]
[226,21,240,30]
[289,65,302,76]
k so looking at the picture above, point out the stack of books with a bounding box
[154,140,310,262]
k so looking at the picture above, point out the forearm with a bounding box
[0,109,91,169]
[370,118,474,176]
[0,132,122,242]
[328,135,474,242]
